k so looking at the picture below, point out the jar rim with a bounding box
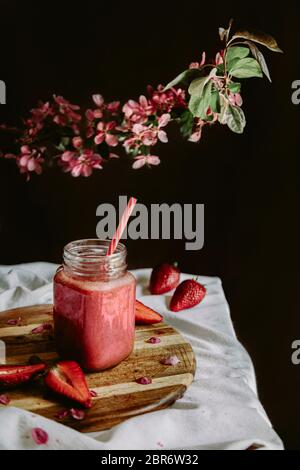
[64,238,126,263]
[63,239,127,279]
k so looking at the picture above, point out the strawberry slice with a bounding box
[0,363,46,388]
[44,361,92,408]
[135,300,163,325]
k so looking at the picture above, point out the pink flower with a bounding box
[17,145,44,180]
[107,101,120,113]
[124,113,170,153]
[53,95,81,126]
[61,148,103,177]
[214,50,224,66]
[122,95,155,124]
[189,51,206,69]
[149,85,186,112]
[189,129,202,142]
[24,101,54,138]
[188,113,215,144]
[72,136,83,149]
[94,121,118,147]
[30,101,53,122]
[157,113,171,143]
[85,108,103,121]
[31,427,49,445]
[131,124,157,146]
[92,94,104,107]
[228,92,243,107]
[132,155,160,169]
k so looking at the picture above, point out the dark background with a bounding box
[0,0,299,449]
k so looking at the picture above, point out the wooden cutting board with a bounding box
[0,304,196,433]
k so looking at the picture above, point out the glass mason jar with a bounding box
[53,239,136,371]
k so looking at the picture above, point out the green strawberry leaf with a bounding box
[225,104,246,133]
[229,57,263,79]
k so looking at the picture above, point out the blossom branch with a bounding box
[0,21,282,180]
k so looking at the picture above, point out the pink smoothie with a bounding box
[53,268,136,371]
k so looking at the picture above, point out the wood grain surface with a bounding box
[0,304,196,432]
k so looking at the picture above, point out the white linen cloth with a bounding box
[0,263,283,450]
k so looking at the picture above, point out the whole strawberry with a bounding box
[150,263,180,295]
[170,279,206,312]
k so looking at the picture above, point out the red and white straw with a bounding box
[107,197,137,255]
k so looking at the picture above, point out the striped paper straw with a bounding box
[106,197,137,255]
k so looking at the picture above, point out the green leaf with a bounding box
[188,80,212,119]
[225,105,246,133]
[180,110,194,138]
[227,82,241,93]
[210,89,220,113]
[219,95,229,124]
[188,76,209,96]
[247,42,272,82]
[164,69,202,91]
[229,57,263,79]
[216,63,225,75]
[188,68,217,96]
[226,46,249,70]
[231,29,283,53]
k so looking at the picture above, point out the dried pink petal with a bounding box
[31,323,52,334]
[89,390,98,397]
[136,376,152,385]
[146,336,161,344]
[54,410,68,420]
[31,427,49,445]
[160,355,180,366]
[69,408,85,420]
[0,394,10,406]
[6,317,22,326]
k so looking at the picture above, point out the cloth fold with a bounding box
[0,263,283,450]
